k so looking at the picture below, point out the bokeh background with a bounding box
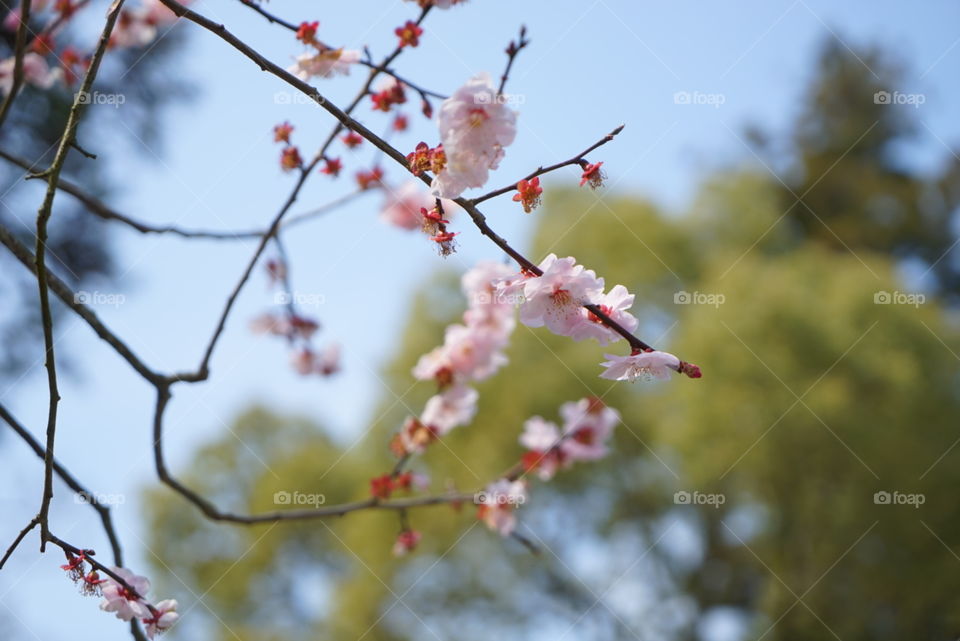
[2,0,960,639]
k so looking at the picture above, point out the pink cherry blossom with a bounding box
[518,254,604,337]
[413,324,508,384]
[477,479,526,536]
[431,73,517,198]
[99,568,151,622]
[0,53,62,95]
[143,599,178,639]
[518,416,565,480]
[568,284,639,345]
[558,398,619,462]
[288,48,360,80]
[380,181,457,231]
[420,384,478,434]
[599,350,681,382]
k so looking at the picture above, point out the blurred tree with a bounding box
[776,38,960,300]
[0,5,191,376]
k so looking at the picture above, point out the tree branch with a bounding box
[33,0,127,551]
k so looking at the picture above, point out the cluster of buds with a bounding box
[369,471,427,499]
[407,141,446,176]
[272,122,303,173]
[371,77,407,112]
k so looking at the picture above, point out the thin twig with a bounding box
[0,149,367,239]
[470,124,625,205]
[0,0,33,131]
[33,0,127,551]
[0,517,40,570]
[498,25,529,95]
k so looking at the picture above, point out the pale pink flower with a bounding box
[139,0,181,25]
[249,313,290,336]
[99,568,151,621]
[380,181,456,231]
[290,348,315,375]
[316,343,340,376]
[519,416,564,480]
[431,73,517,198]
[380,181,433,230]
[519,416,561,452]
[420,384,478,433]
[518,254,604,337]
[558,398,618,462]
[413,324,508,384]
[143,599,178,639]
[0,53,62,95]
[568,284,639,345]
[599,350,680,382]
[288,48,360,80]
[112,13,158,49]
[461,260,517,331]
[477,479,526,536]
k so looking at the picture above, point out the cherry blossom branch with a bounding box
[165,5,431,384]
[150,383,472,523]
[0,0,32,131]
[497,24,529,95]
[235,0,445,100]
[44,533,158,618]
[33,0,126,551]
[155,0,679,361]
[470,124,625,205]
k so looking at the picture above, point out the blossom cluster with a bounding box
[249,258,340,378]
[287,18,360,81]
[519,397,619,480]
[391,260,517,455]
[60,554,177,639]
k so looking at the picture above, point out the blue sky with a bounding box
[1,0,958,638]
